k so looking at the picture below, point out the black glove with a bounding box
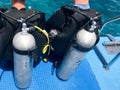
[61,6,102,30]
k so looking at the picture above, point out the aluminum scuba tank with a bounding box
[12,23,36,89]
[56,21,98,80]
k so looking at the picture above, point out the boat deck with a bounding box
[86,37,120,90]
[0,36,120,90]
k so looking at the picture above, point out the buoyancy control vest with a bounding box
[46,6,101,64]
[0,7,47,69]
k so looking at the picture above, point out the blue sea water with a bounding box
[0,0,120,36]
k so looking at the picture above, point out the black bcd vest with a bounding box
[0,8,47,69]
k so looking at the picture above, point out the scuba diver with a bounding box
[0,0,48,70]
[0,0,50,89]
[46,0,102,80]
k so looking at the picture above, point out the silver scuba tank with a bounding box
[12,23,36,89]
[56,21,98,80]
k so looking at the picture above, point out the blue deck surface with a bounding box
[0,59,100,90]
[0,36,120,90]
[86,37,120,90]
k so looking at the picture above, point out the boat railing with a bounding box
[94,34,120,70]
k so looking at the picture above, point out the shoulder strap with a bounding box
[1,8,44,25]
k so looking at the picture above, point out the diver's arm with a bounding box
[0,13,4,29]
[0,9,3,29]
[0,7,8,29]
[0,13,3,29]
